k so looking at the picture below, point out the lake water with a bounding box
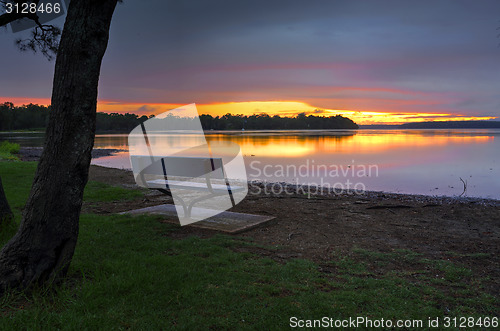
[1,129,499,199]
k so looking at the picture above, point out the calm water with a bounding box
[1,129,499,199]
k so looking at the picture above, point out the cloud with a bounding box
[135,105,157,114]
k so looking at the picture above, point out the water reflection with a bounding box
[205,133,356,157]
[0,132,45,147]
[1,129,499,199]
[89,129,499,199]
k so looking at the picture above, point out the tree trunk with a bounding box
[0,176,13,225]
[0,0,117,294]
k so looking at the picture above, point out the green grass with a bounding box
[0,161,497,329]
[0,141,20,161]
[83,181,143,202]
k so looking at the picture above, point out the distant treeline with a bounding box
[1,102,359,131]
[400,121,500,129]
[0,102,151,132]
[199,113,358,130]
[0,102,50,130]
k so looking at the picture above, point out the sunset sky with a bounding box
[1,0,500,124]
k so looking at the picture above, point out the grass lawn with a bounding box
[0,142,20,161]
[0,161,498,330]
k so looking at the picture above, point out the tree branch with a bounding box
[16,23,61,60]
[1,1,60,60]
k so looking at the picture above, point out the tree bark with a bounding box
[0,176,13,225]
[0,0,118,294]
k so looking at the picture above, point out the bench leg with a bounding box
[157,189,190,219]
[157,189,230,221]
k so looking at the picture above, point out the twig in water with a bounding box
[459,177,467,197]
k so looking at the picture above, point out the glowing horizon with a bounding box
[1,97,497,125]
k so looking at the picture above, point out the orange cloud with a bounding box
[96,100,497,125]
[1,97,51,106]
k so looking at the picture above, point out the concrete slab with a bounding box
[120,204,275,234]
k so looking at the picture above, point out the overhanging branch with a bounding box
[1,0,60,60]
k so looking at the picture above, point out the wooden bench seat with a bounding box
[131,155,243,219]
[147,179,246,193]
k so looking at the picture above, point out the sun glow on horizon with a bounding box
[2,97,497,125]
[96,100,497,125]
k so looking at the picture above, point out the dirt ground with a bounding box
[87,165,500,295]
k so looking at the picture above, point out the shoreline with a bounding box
[90,162,500,206]
[19,147,125,162]
[17,147,500,205]
[248,180,500,206]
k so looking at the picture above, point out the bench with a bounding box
[131,155,246,219]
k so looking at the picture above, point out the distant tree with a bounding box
[2,104,360,132]
[198,113,358,131]
[400,121,500,129]
[0,103,50,130]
